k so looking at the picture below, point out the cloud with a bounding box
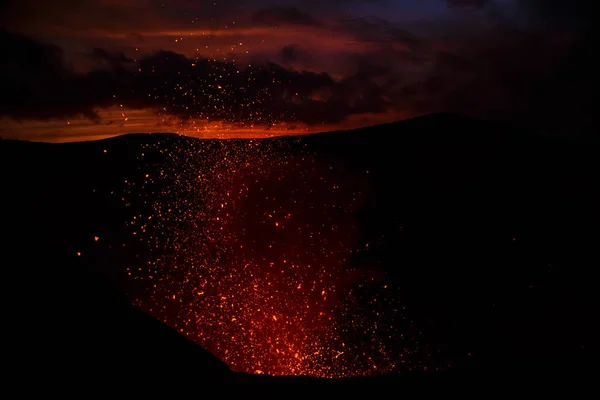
[397,21,596,132]
[279,44,310,64]
[252,6,323,27]
[516,0,595,30]
[88,48,134,69]
[0,1,595,135]
[337,16,421,48]
[0,0,164,33]
[0,28,98,120]
[444,0,489,9]
[0,29,393,126]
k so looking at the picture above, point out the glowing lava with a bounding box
[126,137,427,378]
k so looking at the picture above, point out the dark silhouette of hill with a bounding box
[1,113,598,386]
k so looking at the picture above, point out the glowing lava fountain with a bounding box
[126,137,428,378]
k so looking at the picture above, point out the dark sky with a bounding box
[0,0,595,141]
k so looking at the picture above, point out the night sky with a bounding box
[0,0,594,141]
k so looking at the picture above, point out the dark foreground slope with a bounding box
[300,114,600,372]
[1,114,598,386]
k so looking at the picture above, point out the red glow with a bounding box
[125,139,428,378]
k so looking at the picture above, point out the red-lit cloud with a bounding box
[0,0,595,140]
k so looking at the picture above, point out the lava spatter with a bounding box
[125,136,428,378]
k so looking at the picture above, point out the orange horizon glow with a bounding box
[1,106,416,143]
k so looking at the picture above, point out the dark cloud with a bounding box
[398,22,596,133]
[252,6,323,27]
[88,48,134,70]
[0,29,392,126]
[330,15,430,82]
[0,28,98,120]
[444,0,489,9]
[516,0,595,30]
[337,16,424,54]
[279,44,310,64]
[0,0,164,33]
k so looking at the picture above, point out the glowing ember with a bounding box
[125,137,428,378]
